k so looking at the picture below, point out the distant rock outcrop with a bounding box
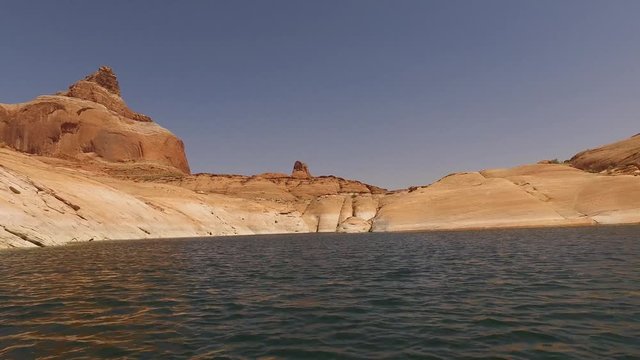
[0,66,190,174]
[569,135,640,175]
[291,160,312,178]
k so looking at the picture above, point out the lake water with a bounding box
[1,226,639,359]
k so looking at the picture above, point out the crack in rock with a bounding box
[1,226,45,247]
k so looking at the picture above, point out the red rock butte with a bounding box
[0,66,190,174]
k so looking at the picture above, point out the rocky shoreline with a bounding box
[1,67,639,248]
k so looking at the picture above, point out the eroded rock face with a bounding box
[3,67,640,248]
[152,162,386,234]
[569,135,640,175]
[2,144,640,249]
[0,148,306,248]
[168,168,386,201]
[0,67,190,173]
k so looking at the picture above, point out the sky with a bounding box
[1,0,640,189]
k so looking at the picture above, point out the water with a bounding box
[1,226,639,359]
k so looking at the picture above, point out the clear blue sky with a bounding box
[2,0,640,189]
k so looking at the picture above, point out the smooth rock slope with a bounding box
[373,165,640,232]
[570,134,640,175]
[1,67,640,248]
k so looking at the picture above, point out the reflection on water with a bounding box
[1,226,639,359]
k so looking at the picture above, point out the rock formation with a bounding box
[80,65,122,96]
[1,67,640,249]
[63,66,153,123]
[160,161,386,233]
[291,160,312,178]
[569,134,640,175]
[0,147,306,248]
[0,66,190,174]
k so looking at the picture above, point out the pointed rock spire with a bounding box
[291,160,312,178]
[83,66,121,96]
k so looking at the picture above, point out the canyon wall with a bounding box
[1,67,640,248]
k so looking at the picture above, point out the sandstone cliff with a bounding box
[569,134,640,175]
[0,67,190,174]
[3,144,639,249]
[148,161,386,234]
[1,68,640,249]
[0,150,385,248]
[373,165,640,232]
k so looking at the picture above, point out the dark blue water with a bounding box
[1,226,639,359]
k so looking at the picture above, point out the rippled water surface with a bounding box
[1,226,639,359]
